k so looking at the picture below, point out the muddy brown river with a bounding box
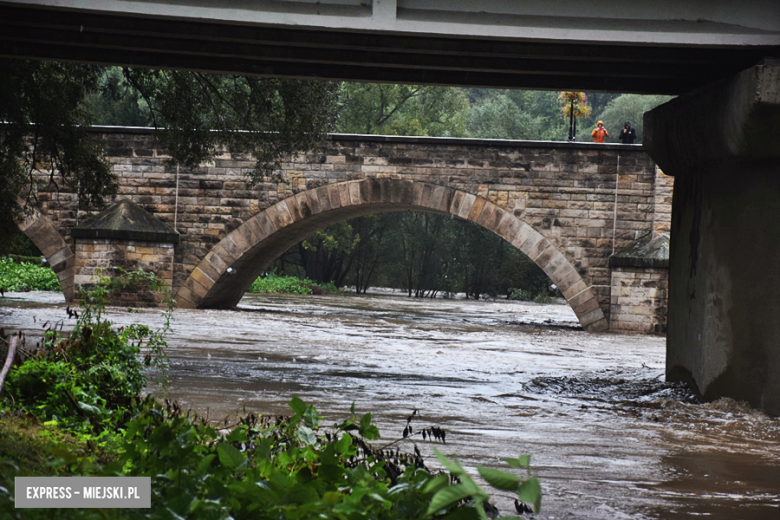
[2,291,779,519]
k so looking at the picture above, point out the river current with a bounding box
[2,291,779,519]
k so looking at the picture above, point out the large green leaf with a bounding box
[217,442,246,469]
[289,396,306,417]
[517,476,542,513]
[434,448,467,477]
[477,467,521,491]
[195,454,216,475]
[296,426,317,446]
[425,483,475,516]
[420,474,449,495]
[303,406,321,429]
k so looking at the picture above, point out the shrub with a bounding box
[533,292,553,304]
[2,269,171,435]
[0,256,60,292]
[509,288,534,301]
[249,273,339,295]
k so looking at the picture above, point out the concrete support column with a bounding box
[644,59,780,414]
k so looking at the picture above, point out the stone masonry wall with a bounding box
[609,266,668,334]
[33,128,663,322]
[73,238,175,306]
[653,167,674,236]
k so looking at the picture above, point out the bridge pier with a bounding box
[644,59,780,414]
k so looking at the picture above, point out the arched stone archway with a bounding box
[176,179,608,332]
[16,202,76,301]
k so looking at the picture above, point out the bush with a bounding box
[249,273,339,295]
[2,269,171,435]
[0,256,60,292]
[0,398,542,519]
[533,292,553,304]
[509,288,534,301]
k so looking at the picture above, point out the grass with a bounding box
[0,256,60,292]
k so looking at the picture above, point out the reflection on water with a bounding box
[2,291,779,519]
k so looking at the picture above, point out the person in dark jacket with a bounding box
[620,121,637,144]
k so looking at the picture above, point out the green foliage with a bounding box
[85,67,151,126]
[0,398,542,519]
[249,272,339,295]
[276,212,553,300]
[594,94,674,144]
[124,69,341,179]
[2,269,172,434]
[533,292,553,304]
[467,94,537,139]
[0,59,117,235]
[0,256,60,292]
[336,83,469,137]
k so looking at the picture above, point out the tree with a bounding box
[467,93,537,140]
[594,94,674,144]
[296,222,359,286]
[86,67,151,127]
[1,58,341,250]
[123,69,340,179]
[0,59,116,250]
[336,83,469,137]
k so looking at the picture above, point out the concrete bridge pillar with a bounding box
[644,59,780,414]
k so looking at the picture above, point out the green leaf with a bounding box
[303,405,320,429]
[517,476,542,513]
[359,412,372,431]
[217,442,246,469]
[350,402,356,416]
[434,448,467,477]
[334,433,354,455]
[196,454,216,474]
[425,483,476,516]
[226,428,248,443]
[296,426,317,446]
[361,424,380,441]
[477,467,521,491]
[504,454,531,469]
[420,474,449,495]
[77,402,102,416]
[289,396,306,417]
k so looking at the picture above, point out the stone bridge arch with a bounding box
[176,179,608,332]
[16,202,76,300]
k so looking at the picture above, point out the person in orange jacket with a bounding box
[591,120,609,143]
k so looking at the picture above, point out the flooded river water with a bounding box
[2,291,779,519]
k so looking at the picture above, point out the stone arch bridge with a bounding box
[19,128,672,333]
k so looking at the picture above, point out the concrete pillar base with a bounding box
[644,58,780,415]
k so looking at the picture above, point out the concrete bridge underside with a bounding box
[1,0,779,94]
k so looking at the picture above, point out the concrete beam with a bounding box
[1,1,779,94]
